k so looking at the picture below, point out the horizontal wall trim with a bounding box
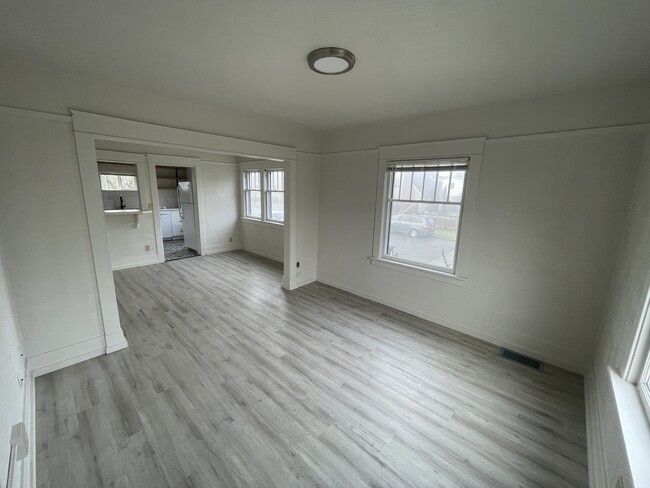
[289,269,317,290]
[242,245,283,264]
[241,217,284,230]
[26,336,106,377]
[316,271,586,373]
[205,242,243,255]
[71,110,297,161]
[0,104,72,123]
[111,257,159,271]
[321,121,650,156]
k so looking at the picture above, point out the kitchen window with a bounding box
[382,159,468,274]
[242,168,284,224]
[98,162,141,210]
[100,173,138,191]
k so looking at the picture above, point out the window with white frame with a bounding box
[243,170,262,219]
[242,168,284,223]
[382,158,469,273]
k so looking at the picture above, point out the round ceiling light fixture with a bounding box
[308,47,355,75]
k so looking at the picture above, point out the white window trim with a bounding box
[239,161,286,225]
[626,284,650,419]
[371,137,485,282]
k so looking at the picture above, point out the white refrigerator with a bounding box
[177,181,197,250]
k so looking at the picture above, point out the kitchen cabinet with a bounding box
[160,209,183,238]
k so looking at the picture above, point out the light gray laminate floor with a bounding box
[35,251,588,488]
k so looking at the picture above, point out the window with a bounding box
[100,174,138,191]
[98,162,141,211]
[266,170,284,223]
[243,170,262,219]
[383,158,468,273]
[242,168,284,223]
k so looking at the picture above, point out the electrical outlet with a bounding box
[145,245,151,252]
[296,261,300,268]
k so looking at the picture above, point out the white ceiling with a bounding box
[1,0,649,129]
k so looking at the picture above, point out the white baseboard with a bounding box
[287,269,317,290]
[26,336,106,377]
[242,245,284,263]
[204,242,242,255]
[316,272,586,373]
[105,330,129,354]
[111,257,159,271]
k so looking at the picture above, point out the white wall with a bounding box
[106,213,158,270]
[0,60,321,153]
[322,83,650,153]
[0,250,26,488]
[241,221,284,263]
[200,162,242,255]
[318,124,648,373]
[0,110,105,371]
[586,134,650,488]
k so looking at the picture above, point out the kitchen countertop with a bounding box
[104,209,152,215]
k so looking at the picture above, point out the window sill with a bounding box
[609,367,650,488]
[369,257,466,287]
[240,217,284,229]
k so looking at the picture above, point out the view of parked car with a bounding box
[390,214,436,237]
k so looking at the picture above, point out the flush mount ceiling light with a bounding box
[308,47,355,75]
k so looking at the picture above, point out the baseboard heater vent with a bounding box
[499,348,544,372]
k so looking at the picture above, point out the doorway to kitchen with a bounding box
[155,165,199,262]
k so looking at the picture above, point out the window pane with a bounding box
[435,171,451,202]
[391,172,401,199]
[245,190,261,218]
[267,170,284,191]
[399,171,413,200]
[385,201,460,272]
[100,174,137,191]
[410,172,424,201]
[267,191,284,222]
[449,170,466,203]
[422,171,437,201]
[245,171,261,190]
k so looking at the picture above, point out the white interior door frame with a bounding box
[72,111,298,357]
[147,155,204,263]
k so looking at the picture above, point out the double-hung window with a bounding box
[242,168,284,224]
[383,158,469,273]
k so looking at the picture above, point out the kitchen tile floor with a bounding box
[163,238,198,262]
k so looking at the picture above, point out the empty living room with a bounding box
[2,1,650,487]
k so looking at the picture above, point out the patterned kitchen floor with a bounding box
[163,238,199,262]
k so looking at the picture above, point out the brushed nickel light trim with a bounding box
[308,47,355,75]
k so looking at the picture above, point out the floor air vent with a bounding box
[499,348,544,372]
